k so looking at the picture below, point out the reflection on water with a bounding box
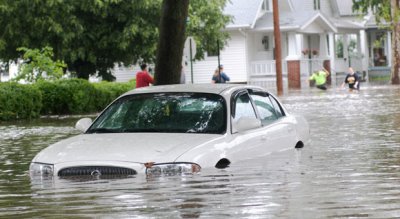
[1,84,400,218]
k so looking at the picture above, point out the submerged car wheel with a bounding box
[215,158,231,169]
[295,141,304,149]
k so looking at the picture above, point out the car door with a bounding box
[249,90,297,153]
[228,90,266,163]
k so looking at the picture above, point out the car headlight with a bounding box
[29,162,54,176]
[145,162,201,176]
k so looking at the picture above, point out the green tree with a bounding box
[186,0,232,60]
[0,0,231,82]
[63,0,161,80]
[15,47,66,83]
[353,0,400,84]
[0,0,161,81]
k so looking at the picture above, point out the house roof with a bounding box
[330,18,365,31]
[332,0,360,16]
[253,11,338,33]
[224,0,365,32]
[224,0,263,29]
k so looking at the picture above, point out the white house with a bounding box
[185,0,392,89]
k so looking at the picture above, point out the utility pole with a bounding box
[272,0,283,95]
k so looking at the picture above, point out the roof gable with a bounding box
[301,13,337,33]
[253,11,338,33]
[225,0,364,32]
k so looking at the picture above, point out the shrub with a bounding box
[36,79,97,115]
[34,80,65,115]
[58,79,98,114]
[36,79,134,115]
[0,79,135,121]
[93,81,134,111]
[0,82,42,120]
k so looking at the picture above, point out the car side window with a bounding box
[232,92,257,123]
[269,96,285,118]
[250,93,278,125]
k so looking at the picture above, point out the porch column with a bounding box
[319,33,329,59]
[328,33,336,85]
[360,29,369,82]
[286,32,301,89]
[286,60,300,89]
[286,32,301,59]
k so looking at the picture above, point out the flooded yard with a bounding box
[0,84,399,218]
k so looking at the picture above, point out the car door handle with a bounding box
[288,127,294,132]
[261,135,269,140]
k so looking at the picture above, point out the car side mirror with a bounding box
[75,118,93,132]
[234,117,261,132]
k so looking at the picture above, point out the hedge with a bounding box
[36,79,98,115]
[0,79,135,121]
[93,81,134,110]
[0,82,42,120]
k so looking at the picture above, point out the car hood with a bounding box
[33,133,223,164]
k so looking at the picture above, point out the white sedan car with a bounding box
[30,84,310,177]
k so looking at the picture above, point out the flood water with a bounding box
[0,84,399,218]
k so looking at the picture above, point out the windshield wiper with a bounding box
[86,128,119,133]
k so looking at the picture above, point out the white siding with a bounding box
[187,31,248,84]
[112,64,137,82]
[248,33,275,61]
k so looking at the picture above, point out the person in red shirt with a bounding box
[135,63,154,88]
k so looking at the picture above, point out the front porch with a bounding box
[248,59,326,89]
[248,57,362,89]
[245,8,376,91]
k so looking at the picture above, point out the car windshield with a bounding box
[87,92,227,134]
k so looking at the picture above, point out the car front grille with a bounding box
[58,166,137,176]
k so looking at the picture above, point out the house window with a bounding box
[347,34,358,55]
[373,32,387,66]
[262,0,272,12]
[335,34,344,58]
[314,0,321,10]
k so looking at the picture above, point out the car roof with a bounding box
[123,84,267,96]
